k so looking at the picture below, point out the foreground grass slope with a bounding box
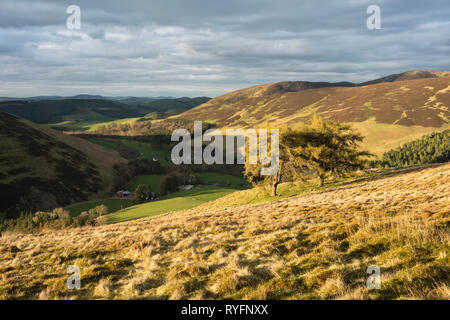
[0,163,448,299]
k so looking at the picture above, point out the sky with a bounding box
[0,0,449,98]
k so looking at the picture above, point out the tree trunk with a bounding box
[271,160,282,196]
[272,182,279,196]
[318,176,324,187]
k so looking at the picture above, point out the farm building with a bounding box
[116,190,132,198]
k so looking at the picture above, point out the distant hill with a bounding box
[173,71,450,154]
[0,95,175,102]
[0,99,142,124]
[359,70,450,86]
[139,97,211,119]
[0,111,127,219]
[0,97,211,131]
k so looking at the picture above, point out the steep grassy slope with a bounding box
[0,111,126,219]
[174,71,450,154]
[0,163,448,299]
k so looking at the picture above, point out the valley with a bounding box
[2,0,449,304]
[0,70,449,300]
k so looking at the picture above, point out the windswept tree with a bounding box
[292,114,373,186]
[244,115,373,195]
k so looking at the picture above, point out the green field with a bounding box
[65,198,134,217]
[127,174,165,193]
[86,117,140,131]
[120,140,171,163]
[88,138,171,164]
[197,172,248,187]
[48,116,142,132]
[47,111,117,131]
[106,186,237,223]
[126,172,248,194]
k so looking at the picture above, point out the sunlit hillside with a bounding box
[174,72,450,155]
[1,163,448,300]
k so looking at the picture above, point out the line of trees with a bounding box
[0,205,109,234]
[378,130,450,167]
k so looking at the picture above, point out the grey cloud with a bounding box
[0,0,448,97]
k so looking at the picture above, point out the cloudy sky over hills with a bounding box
[0,0,449,97]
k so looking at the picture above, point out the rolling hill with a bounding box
[0,163,447,299]
[0,97,211,131]
[0,111,127,220]
[0,99,143,124]
[173,70,450,154]
[0,95,175,102]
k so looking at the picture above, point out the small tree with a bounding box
[188,173,199,185]
[95,205,108,216]
[134,184,151,203]
[160,173,179,195]
[95,216,108,226]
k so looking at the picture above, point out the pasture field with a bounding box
[126,175,165,193]
[46,112,119,131]
[106,186,238,223]
[120,140,171,163]
[65,199,134,217]
[86,118,140,132]
[88,138,170,164]
[197,172,248,187]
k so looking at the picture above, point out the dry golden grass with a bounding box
[0,164,448,300]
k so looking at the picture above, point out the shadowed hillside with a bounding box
[0,111,127,219]
[0,99,143,124]
[0,163,448,299]
[0,97,211,131]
